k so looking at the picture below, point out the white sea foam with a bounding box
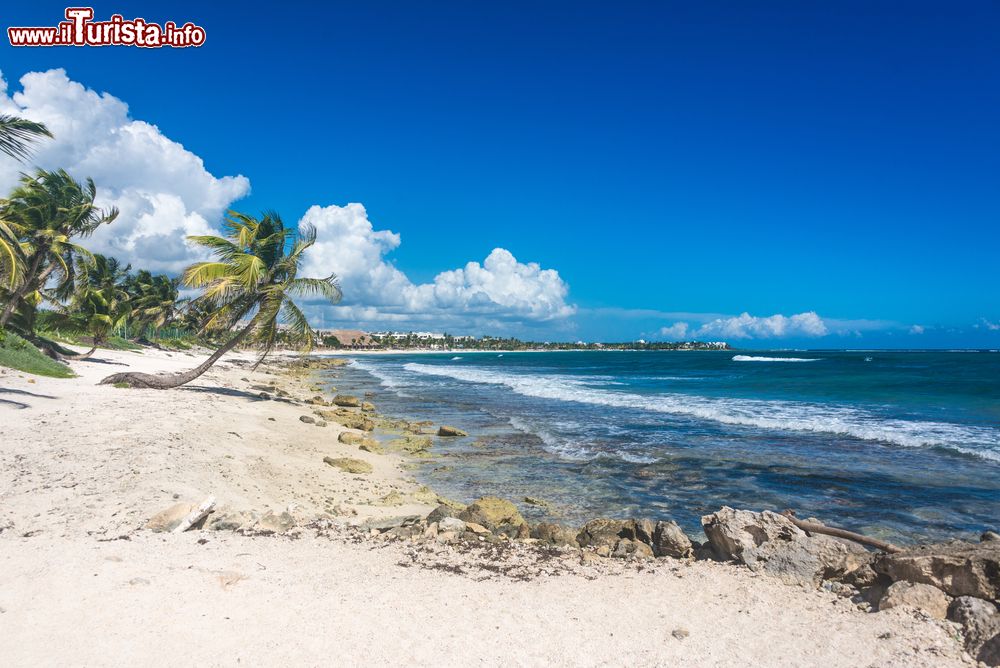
[617,452,660,464]
[507,416,596,460]
[403,363,1000,462]
[450,356,463,360]
[350,359,403,388]
[732,355,819,362]
[506,415,658,463]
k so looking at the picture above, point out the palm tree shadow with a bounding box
[180,385,271,401]
[76,356,129,366]
[0,387,58,410]
[0,387,57,400]
[0,397,29,409]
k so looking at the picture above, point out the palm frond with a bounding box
[0,115,53,161]
[182,262,232,287]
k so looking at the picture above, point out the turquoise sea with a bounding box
[324,350,1000,543]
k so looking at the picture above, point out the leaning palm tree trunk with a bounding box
[99,321,254,389]
[0,254,51,327]
[58,344,99,361]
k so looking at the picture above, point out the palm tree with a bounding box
[0,116,52,293]
[0,212,25,289]
[0,169,118,330]
[0,114,52,161]
[59,254,131,359]
[100,210,341,389]
[125,270,186,336]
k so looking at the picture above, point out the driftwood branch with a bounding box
[173,496,216,533]
[782,510,901,554]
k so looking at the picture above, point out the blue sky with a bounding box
[1,1,998,347]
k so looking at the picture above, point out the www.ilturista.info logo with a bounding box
[8,7,206,48]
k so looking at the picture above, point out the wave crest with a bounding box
[733,355,819,362]
[402,362,1000,462]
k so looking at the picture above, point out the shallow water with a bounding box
[321,350,1000,542]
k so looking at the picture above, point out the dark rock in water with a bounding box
[878,581,950,618]
[299,415,315,424]
[949,597,1000,666]
[458,497,527,532]
[437,425,468,437]
[873,540,1000,599]
[701,506,869,586]
[634,468,655,479]
[427,504,459,525]
[531,522,580,547]
[982,531,1000,543]
[652,520,694,558]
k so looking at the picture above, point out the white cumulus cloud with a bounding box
[0,68,250,272]
[658,322,690,340]
[0,70,574,333]
[657,311,830,341]
[297,203,576,329]
[694,311,828,339]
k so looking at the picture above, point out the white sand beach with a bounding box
[0,347,971,666]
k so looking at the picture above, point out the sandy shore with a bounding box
[0,346,970,666]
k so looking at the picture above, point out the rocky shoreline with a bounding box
[146,354,1000,666]
[2,346,992,666]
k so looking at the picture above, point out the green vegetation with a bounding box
[100,211,341,389]
[0,114,52,162]
[0,115,341,381]
[0,328,73,378]
[360,332,730,352]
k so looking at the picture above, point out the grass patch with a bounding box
[154,337,194,350]
[0,329,74,378]
[103,336,143,351]
[112,381,130,388]
[37,328,82,346]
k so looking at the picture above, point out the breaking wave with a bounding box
[732,355,819,362]
[402,363,1000,462]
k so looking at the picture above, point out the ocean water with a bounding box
[322,350,1000,542]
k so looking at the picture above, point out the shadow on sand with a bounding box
[0,386,58,410]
